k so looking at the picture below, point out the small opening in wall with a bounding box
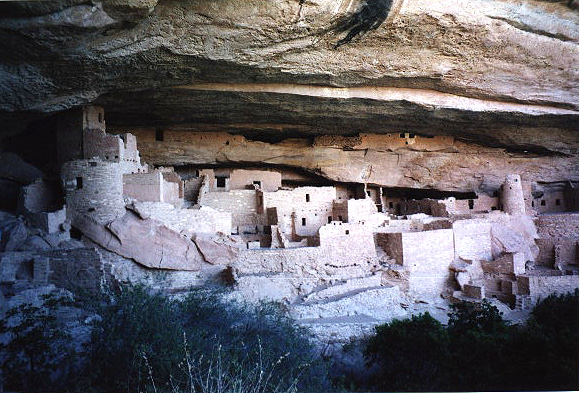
[76,177,83,189]
[302,217,306,226]
[531,201,535,207]
[88,207,95,212]
[491,206,497,211]
[399,133,405,138]
[468,199,474,209]
[338,215,343,221]
[216,176,226,188]
[345,230,349,235]
[556,199,561,206]
[98,112,103,123]
[493,191,499,197]
[367,191,371,197]
[409,133,415,138]
[306,194,310,202]
[328,216,332,223]
[155,128,164,142]
[90,161,97,167]
[253,181,261,188]
[541,200,546,206]
[389,202,394,208]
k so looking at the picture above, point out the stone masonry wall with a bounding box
[61,158,125,223]
[228,169,282,192]
[131,201,231,235]
[263,186,336,238]
[199,189,264,228]
[400,229,455,299]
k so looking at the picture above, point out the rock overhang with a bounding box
[0,0,577,155]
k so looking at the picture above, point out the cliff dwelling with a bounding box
[0,0,578,390]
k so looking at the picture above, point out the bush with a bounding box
[502,289,579,391]
[364,312,449,391]
[0,292,77,392]
[361,295,579,392]
[84,285,332,393]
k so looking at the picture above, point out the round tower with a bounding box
[501,174,526,215]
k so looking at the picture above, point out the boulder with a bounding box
[72,210,205,270]
[0,212,28,252]
[193,234,240,265]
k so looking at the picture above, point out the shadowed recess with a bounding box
[333,0,394,48]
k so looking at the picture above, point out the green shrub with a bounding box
[364,312,450,391]
[361,294,579,392]
[0,292,77,392]
[84,285,332,393]
[502,289,579,391]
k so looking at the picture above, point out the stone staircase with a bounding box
[289,274,407,343]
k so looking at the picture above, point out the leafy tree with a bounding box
[0,292,77,392]
[364,312,450,391]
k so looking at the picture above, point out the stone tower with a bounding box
[501,174,526,215]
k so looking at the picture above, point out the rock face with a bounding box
[0,0,577,154]
[72,210,205,270]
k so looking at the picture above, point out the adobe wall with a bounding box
[348,197,377,224]
[536,213,579,268]
[454,195,499,214]
[263,186,336,237]
[376,232,403,264]
[517,275,579,304]
[199,189,265,227]
[319,222,377,262]
[400,229,455,298]
[228,169,282,192]
[58,106,145,174]
[355,133,454,151]
[18,179,62,214]
[130,202,231,235]
[56,107,87,164]
[453,220,493,261]
[533,189,572,214]
[123,172,162,202]
[83,126,123,163]
[61,158,125,223]
[26,208,67,234]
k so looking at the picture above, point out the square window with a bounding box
[555,199,561,206]
[541,200,546,206]
[389,202,394,208]
[155,128,164,142]
[216,177,226,188]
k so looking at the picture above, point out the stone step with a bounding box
[290,286,406,321]
[301,274,383,304]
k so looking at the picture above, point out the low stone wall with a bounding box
[131,201,231,235]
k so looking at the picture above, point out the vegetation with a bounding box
[1,285,332,393]
[362,290,579,392]
[2,287,577,392]
[0,292,77,392]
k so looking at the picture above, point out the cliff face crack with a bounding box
[172,83,579,115]
[487,15,575,43]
